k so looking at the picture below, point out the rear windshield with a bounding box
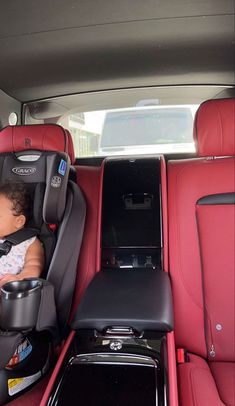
[101,107,194,147]
[25,103,198,157]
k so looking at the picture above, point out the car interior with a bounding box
[0,1,234,405]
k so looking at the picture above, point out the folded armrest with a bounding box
[72,269,173,335]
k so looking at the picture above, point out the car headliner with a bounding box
[0,0,234,102]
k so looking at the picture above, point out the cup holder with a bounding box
[0,279,42,330]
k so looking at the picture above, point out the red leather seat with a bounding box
[168,98,235,406]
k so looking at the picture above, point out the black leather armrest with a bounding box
[72,269,173,334]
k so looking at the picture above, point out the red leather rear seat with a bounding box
[168,98,235,405]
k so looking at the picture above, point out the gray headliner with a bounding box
[0,0,234,102]
[24,86,233,121]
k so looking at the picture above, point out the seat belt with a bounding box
[0,228,39,258]
[177,348,189,363]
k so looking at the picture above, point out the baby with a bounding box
[0,183,44,288]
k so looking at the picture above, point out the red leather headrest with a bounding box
[194,98,235,157]
[0,124,75,163]
[64,129,75,164]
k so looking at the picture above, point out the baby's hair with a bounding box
[0,182,32,221]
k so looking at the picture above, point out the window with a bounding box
[57,105,197,157]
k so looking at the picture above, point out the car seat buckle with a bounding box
[177,348,189,363]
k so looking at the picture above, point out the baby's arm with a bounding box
[0,239,44,287]
[19,238,44,279]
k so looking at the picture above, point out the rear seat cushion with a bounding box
[178,354,224,406]
[209,362,235,406]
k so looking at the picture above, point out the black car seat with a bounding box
[0,124,86,405]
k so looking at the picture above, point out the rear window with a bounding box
[25,102,198,157]
[101,107,194,147]
[60,106,197,156]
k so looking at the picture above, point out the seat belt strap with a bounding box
[0,228,39,258]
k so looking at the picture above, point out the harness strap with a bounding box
[0,228,39,258]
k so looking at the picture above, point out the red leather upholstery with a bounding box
[161,157,179,406]
[178,356,235,406]
[196,204,235,361]
[69,165,104,321]
[194,98,235,157]
[168,98,235,405]
[0,124,75,163]
[168,157,235,356]
[64,129,75,164]
[209,362,235,406]
[178,354,224,406]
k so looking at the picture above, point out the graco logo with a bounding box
[12,167,36,176]
[51,176,61,188]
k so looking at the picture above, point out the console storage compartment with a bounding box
[102,157,162,270]
[52,353,160,406]
[72,269,173,335]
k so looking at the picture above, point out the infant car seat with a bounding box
[0,124,86,405]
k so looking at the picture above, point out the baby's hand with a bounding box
[0,274,20,288]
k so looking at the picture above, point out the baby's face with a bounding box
[0,195,26,239]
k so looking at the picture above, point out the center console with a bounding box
[46,157,173,406]
[50,353,160,406]
[102,157,162,270]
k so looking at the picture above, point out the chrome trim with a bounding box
[71,352,158,368]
